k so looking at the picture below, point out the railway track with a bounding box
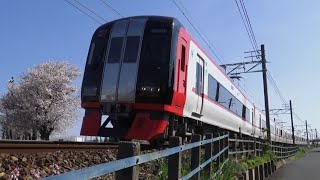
[0,140,118,154]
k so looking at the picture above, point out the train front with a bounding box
[80,16,180,141]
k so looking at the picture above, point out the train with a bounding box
[79,16,307,145]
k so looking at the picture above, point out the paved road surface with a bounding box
[269,148,320,180]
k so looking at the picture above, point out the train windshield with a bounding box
[136,20,172,103]
[82,26,110,100]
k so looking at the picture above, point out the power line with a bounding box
[73,0,108,22]
[239,0,259,52]
[234,0,258,56]
[266,70,305,124]
[99,0,124,18]
[176,0,226,63]
[171,0,224,64]
[64,0,102,24]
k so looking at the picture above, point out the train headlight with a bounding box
[139,85,161,95]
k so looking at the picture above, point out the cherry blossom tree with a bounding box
[0,61,81,140]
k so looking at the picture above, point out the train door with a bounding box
[259,114,262,136]
[252,108,255,135]
[194,55,204,116]
[177,38,187,95]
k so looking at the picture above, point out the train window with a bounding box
[196,62,203,95]
[107,37,124,63]
[270,125,274,134]
[123,36,140,63]
[217,85,231,109]
[87,28,108,66]
[242,106,246,119]
[259,115,261,128]
[180,45,186,72]
[123,19,146,63]
[208,74,218,101]
[242,106,250,121]
[246,107,250,122]
[106,20,128,64]
[136,19,172,104]
[262,120,266,129]
[230,95,242,117]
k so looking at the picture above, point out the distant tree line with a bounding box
[0,61,80,140]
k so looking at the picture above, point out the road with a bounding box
[269,148,320,180]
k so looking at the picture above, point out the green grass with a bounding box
[289,147,308,161]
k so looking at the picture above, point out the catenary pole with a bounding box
[290,100,295,145]
[261,44,271,143]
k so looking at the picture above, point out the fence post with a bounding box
[214,133,220,169]
[234,133,238,159]
[220,133,224,163]
[168,137,182,180]
[239,136,244,159]
[259,164,264,180]
[254,138,257,157]
[204,133,213,178]
[116,141,140,180]
[254,166,259,180]
[191,134,201,180]
[225,133,229,160]
[264,163,268,178]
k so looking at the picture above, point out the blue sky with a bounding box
[0,1,319,138]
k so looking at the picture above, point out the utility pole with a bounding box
[261,44,271,143]
[289,100,295,145]
[306,120,309,145]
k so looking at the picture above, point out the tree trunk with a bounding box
[39,126,52,140]
[32,129,37,140]
[40,132,50,140]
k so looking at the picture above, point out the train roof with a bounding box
[96,15,184,30]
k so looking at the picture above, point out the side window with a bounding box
[181,45,186,71]
[259,115,262,128]
[218,85,231,109]
[246,107,250,122]
[208,74,218,101]
[242,106,250,121]
[195,62,203,95]
[242,105,246,119]
[230,96,242,117]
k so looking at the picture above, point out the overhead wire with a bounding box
[170,0,224,64]
[267,70,306,124]
[64,0,103,24]
[234,0,258,56]
[73,0,108,22]
[99,0,124,18]
[176,0,226,63]
[233,0,307,127]
[239,0,259,52]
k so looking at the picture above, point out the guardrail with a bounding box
[43,133,229,180]
[41,133,303,180]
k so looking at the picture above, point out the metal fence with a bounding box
[229,136,299,160]
[43,133,229,180]
[272,144,298,159]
